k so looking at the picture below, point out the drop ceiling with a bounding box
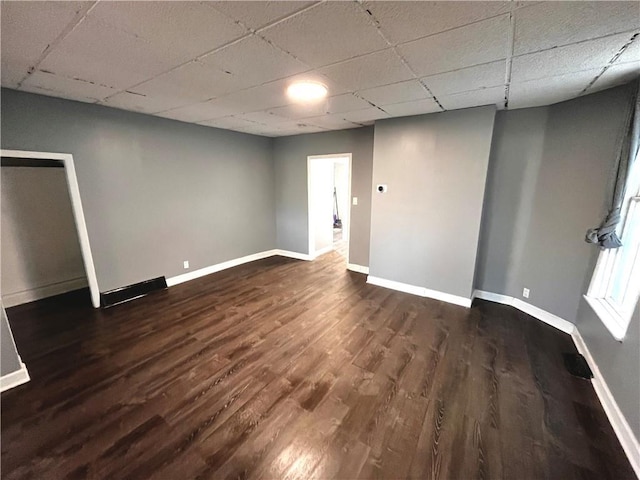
[1,1,639,137]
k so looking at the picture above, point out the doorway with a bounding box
[1,150,100,308]
[307,153,352,263]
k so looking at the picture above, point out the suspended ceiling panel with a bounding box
[1,1,639,137]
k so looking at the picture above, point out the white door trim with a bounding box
[1,149,100,308]
[307,153,352,262]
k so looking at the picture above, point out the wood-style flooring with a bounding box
[2,251,635,479]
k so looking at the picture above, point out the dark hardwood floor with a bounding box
[2,251,634,479]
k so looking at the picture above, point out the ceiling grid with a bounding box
[2,0,638,137]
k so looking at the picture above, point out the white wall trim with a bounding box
[274,249,312,261]
[166,250,280,287]
[572,329,640,478]
[166,249,319,287]
[307,153,352,262]
[2,277,89,308]
[472,290,575,335]
[471,289,513,305]
[368,276,472,308]
[347,263,369,275]
[1,149,100,308]
[0,361,30,393]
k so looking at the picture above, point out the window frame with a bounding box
[585,154,640,341]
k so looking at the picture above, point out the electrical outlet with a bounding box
[183,260,189,269]
[523,287,530,298]
[352,197,358,205]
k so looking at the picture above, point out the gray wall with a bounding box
[1,89,276,292]
[273,127,374,267]
[2,167,87,304]
[369,107,496,300]
[476,83,638,441]
[1,303,21,376]
[577,299,640,439]
[476,84,633,322]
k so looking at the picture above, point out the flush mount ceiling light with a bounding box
[286,81,328,103]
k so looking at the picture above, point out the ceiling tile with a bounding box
[398,14,510,77]
[201,35,308,87]
[508,69,601,109]
[615,36,640,65]
[342,107,391,124]
[422,61,505,97]
[357,80,430,106]
[260,2,388,68]
[381,98,442,117]
[39,16,177,90]
[514,1,640,56]
[319,49,414,91]
[511,33,632,83]
[203,79,293,115]
[130,61,245,103]
[21,70,118,102]
[589,62,640,93]
[363,1,510,45]
[1,1,89,87]
[101,91,195,115]
[198,116,262,130]
[156,100,238,123]
[439,86,504,110]
[267,93,370,119]
[87,1,248,64]
[211,1,317,30]
[233,110,291,125]
[303,113,362,130]
[326,94,373,114]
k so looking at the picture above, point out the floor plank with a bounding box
[2,251,635,479]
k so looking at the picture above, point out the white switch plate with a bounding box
[183,260,189,269]
[352,197,358,205]
[523,287,530,298]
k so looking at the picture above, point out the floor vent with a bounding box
[100,277,167,308]
[563,353,593,379]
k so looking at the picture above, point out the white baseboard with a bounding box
[166,250,279,286]
[2,277,88,307]
[472,289,512,305]
[512,298,575,335]
[347,263,369,274]
[274,249,312,261]
[367,276,472,308]
[0,362,30,393]
[166,249,318,287]
[472,289,575,335]
[572,329,640,478]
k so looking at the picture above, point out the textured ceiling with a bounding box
[2,1,639,137]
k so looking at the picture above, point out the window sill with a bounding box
[583,295,627,342]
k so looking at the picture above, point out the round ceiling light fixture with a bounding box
[286,81,328,103]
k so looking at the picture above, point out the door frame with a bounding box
[1,149,100,308]
[307,153,352,262]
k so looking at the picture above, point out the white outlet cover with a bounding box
[523,288,530,298]
[184,261,190,269]
[352,197,358,205]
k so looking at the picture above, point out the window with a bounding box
[586,152,640,340]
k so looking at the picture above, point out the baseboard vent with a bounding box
[563,353,593,379]
[100,277,167,308]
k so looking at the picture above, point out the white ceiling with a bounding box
[2,1,639,137]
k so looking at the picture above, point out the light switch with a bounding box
[352,197,358,205]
